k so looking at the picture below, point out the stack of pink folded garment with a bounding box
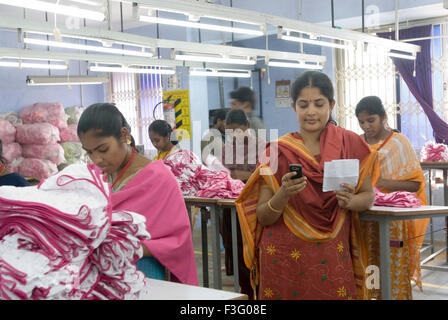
[162,149,245,198]
[0,164,150,300]
[374,187,422,208]
[420,141,448,162]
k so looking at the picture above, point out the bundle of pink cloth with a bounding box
[0,164,150,300]
[60,125,80,143]
[420,141,448,162]
[163,149,245,198]
[374,187,422,208]
[19,102,68,131]
[14,122,64,179]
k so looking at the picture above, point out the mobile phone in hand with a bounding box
[289,164,302,179]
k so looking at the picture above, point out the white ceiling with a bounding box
[0,0,447,40]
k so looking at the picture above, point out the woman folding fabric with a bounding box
[77,103,197,286]
[356,95,428,300]
[236,71,376,300]
[148,119,244,198]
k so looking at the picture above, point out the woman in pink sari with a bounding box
[77,103,197,285]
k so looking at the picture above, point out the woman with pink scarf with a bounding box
[77,103,197,286]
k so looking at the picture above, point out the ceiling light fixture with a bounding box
[268,61,323,70]
[26,75,108,86]
[24,38,154,58]
[139,16,264,36]
[175,53,256,65]
[89,64,176,74]
[190,69,251,78]
[0,0,105,21]
[0,59,67,70]
[387,51,416,60]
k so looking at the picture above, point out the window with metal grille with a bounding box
[399,24,448,152]
[335,24,448,153]
[107,71,163,158]
[334,43,397,135]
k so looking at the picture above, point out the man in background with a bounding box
[201,108,228,163]
[229,87,265,134]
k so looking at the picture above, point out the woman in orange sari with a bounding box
[356,96,428,300]
[236,71,376,300]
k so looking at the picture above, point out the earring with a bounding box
[126,138,131,145]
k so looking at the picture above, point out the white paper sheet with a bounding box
[322,159,359,192]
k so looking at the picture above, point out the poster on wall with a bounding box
[275,80,291,108]
[162,89,192,140]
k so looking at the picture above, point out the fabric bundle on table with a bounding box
[0,164,150,300]
[374,187,422,208]
[163,149,245,198]
[420,141,448,162]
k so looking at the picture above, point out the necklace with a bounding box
[111,147,136,188]
[0,163,5,176]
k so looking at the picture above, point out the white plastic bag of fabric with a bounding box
[60,124,80,143]
[15,123,60,145]
[6,157,23,173]
[20,102,68,130]
[2,143,22,163]
[0,119,16,144]
[22,143,66,166]
[60,142,85,166]
[18,158,58,180]
[65,106,85,125]
[0,112,22,126]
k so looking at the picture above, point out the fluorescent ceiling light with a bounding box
[27,75,108,86]
[24,38,154,58]
[89,64,175,74]
[139,16,264,36]
[0,60,67,70]
[190,69,251,78]
[268,61,323,70]
[0,0,105,21]
[175,54,256,65]
[387,52,416,60]
[69,0,103,6]
[280,34,352,50]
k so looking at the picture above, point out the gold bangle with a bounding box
[267,199,282,214]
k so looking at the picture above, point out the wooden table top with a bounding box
[216,199,236,206]
[420,162,448,169]
[183,196,219,204]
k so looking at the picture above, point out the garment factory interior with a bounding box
[2,0,448,301]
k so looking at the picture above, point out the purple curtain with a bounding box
[378,25,448,144]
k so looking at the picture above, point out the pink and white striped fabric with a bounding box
[0,164,150,300]
[420,141,448,162]
[374,187,422,208]
[163,149,245,198]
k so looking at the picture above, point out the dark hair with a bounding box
[225,109,249,126]
[230,87,255,110]
[0,139,4,165]
[213,109,228,125]
[291,71,337,125]
[77,103,136,148]
[148,119,179,145]
[355,96,386,118]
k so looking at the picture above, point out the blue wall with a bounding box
[206,34,327,137]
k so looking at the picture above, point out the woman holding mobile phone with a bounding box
[235,71,376,300]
